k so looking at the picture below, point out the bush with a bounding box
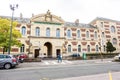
[24,58,42,62]
[86,53,119,59]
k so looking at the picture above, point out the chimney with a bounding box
[20,13,23,19]
[75,19,79,26]
[32,13,34,17]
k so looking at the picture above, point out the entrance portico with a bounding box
[44,42,52,58]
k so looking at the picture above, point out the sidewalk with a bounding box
[18,58,114,69]
[54,71,120,80]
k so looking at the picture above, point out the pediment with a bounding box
[30,10,64,24]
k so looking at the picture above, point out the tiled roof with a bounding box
[92,17,120,23]
[0,16,30,23]
[64,22,96,28]
[97,17,120,22]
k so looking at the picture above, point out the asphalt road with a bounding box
[0,61,120,80]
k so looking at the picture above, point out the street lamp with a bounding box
[8,4,18,54]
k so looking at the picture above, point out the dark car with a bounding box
[70,53,80,57]
[0,54,18,69]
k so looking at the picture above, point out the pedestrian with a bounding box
[57,54,62,63]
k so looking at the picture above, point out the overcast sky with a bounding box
[0,0,120,23]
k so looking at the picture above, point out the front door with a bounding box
[56,49,60,57]
[35,49,39,58]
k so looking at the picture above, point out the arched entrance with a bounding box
[44,42,52,58]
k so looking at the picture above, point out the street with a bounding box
[0,59,120,80]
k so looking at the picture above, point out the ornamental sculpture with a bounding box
[45,10,52,22]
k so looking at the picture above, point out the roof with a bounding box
[90,17,120,23]
[0,15,30,23]
[64,22,96,28]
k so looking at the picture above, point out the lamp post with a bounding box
[8,4,18,54]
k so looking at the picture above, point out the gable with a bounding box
[30,10,64,24]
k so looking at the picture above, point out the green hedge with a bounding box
[86,53,119,59]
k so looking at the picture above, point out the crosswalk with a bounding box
[42,60,73,65]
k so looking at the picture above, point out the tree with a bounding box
[0,18,22,54]
[106,41,116,53]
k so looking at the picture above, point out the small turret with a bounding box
[75,19,79,26]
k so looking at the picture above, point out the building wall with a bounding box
[64,26,99,56]
[91,18,120,53]
[1,13,120,58]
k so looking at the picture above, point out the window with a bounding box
[87,45,90,52]
[21,26,26,36]
[56,28,60,38]
[94,31,97,39]
[111,26,115,33]
[77,30,80,38]
[78,45,81,52]
[102,32,104,37]
[104,45,106,52]
[96,45,99,52]
[20,44,25,53]
[35,27,40,37]
[100,22,103,27]
[68,45,71,52]
[86,31,89,38]
[112,38,117,45]
[46,28,50,37]
[67,29,71,38]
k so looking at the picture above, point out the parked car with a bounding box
[16,54,28,63]
[67,53,81,60]
[0,54,18,69]
[69,53,80,57]
[114,54,120,61]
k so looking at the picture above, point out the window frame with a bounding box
[21,26,26,36]
[46,28,50,37]
[35,27,40,37]
[56,28,60,38]
[67,29,71,38]
[68,45,71,52]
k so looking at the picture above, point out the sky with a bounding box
[0,0,120,23]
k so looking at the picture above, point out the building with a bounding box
[0,10,120,58]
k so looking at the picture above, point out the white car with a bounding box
[114,54,120,61]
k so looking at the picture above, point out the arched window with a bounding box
[46,28,50,37]
[56,28,60,38]
[35,27,40,37]
[78,45,81,52]
[20,44,25,53]
[86,31,89,38]
[96,45,99,52]
[94,31,97,39]
[21,26,26,36]
[67,29,71,38]
[111,26,115,33]
[68,45,71,52]
[112,38,117,45]
[77,30,80,38]
[102,32,104,37]
[87,45,90,52]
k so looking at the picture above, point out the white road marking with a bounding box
[44,61,49,65]
[42,60,72,65]
[51,61,58,64]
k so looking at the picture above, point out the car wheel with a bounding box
[4,63,11,69]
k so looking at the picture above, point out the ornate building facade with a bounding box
[0,11,120,58]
